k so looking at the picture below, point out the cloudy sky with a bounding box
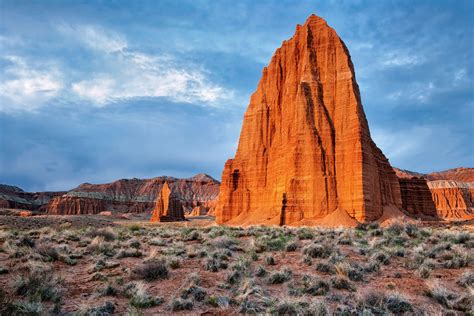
[0,0,473,191]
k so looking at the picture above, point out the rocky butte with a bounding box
[150,182,185,222]
[216,14,404,226]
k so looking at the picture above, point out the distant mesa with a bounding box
[0,175,220,219]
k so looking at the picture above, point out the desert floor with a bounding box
[0,215,472,315]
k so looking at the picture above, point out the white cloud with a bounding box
[70,49,231,106]
[0,25,232,112]
[57,24,127,53]
[0,56,63,112]
[382,51,423,67]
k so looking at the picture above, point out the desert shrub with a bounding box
[13,262,63,303]
[302,275,330,296]
[99,284,119,297]
[84,301,115,316]
[316,261,335,274]
[129,239,141,249]
[453,231,470,244]
[184,230,201,241]
[371,250,390,265]
[149,238,166,246]
[129,283,163,308]
[297,228,314,240]
[249,251,259,261]
[212,236,238,249]
[87,237,116,257]
[117,248,142,258]
[360,292,412,314]
[36,242,60,261]
[268,301,300,315]
[129,224,141,232]
[265,255,276,266]
[207,295,231,309]
[167,256,182,269]
[347,263,365,282]
[417,264,432,279]
[302,255,312,266]
[255,265,267,277]
[87,227,117,241]
[203,257,227,272]
[170,298,193,311]
[6,300,44,315]
[457,271,474,288]
[18,235,36,248]
[255,235,291,252]
[226,270,243,285]
[331,276,355,291]
[132,259,168,281]
[442,248,471,269]
[425,281,457,308]
[267,267,292,284]
[386,222,404,235]
[303,243,332,258]
[181,285,207,301]
[285,241,298,252]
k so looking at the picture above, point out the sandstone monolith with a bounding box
[216,14,402,226]
[150,182,185,222]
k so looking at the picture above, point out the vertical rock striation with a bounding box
[216,14,402,226]
[428,181,473,220]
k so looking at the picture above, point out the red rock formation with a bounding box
[150,182,185,222]
[47,196,107,215]
[45,174,220,215]
[397,178,437,218]
[394,167,473,220]
[427,168,474,182]
[0,184,65,212]
[216,15,402,226]
[428,181,473,220]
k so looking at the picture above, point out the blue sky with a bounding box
[0,0,473,191]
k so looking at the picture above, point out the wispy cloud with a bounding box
[0,56,63,112]
[71,50,230,106]
[57,24,127,53]
[0,25,232,112]
[382,51,423,67]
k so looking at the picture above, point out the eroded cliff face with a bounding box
[150,182,185,222]
[216,15,402,226]
[394,167,473,220]
[397,178,437,218]
[428,181,473,220]
[45,174,220,215]
[0,184,65,212]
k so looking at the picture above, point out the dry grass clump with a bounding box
[132,259,169,281]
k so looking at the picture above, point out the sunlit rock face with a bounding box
[428,181,473,220]
[216,14,403,226]
[150,182,185,222]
